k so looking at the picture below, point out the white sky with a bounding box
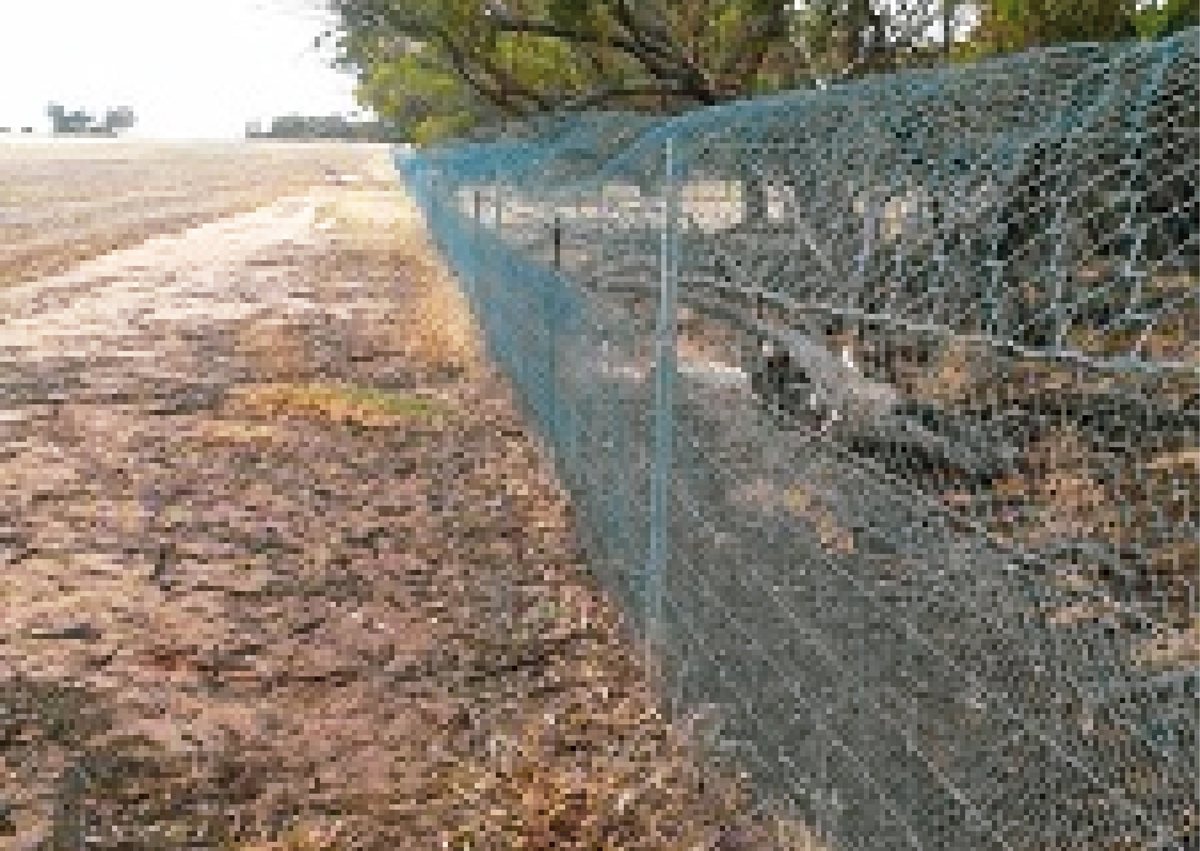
[0,0,364,138]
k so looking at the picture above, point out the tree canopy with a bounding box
[326,1,1197,143]
[329,0,800,141]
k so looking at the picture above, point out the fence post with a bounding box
[1049,199,1068,352]
[428,169,438,222]
[548,207,562,432]
[857,193,878,288]
[473,189,483,302]
[984,258,1004,338]
[495,180,503,233]
[491,177,503,354]
[553,213,562,271]
[545,202,562,437]
[646,138,680,683]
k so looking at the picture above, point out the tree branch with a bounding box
[466,36,556,112]
[337,0,725,112]
[717,2,790,86]
[485,4,719,104]
[436,33,522,114]
[558,81,684,111]
[605,0,719,103]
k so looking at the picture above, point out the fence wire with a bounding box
[397,30,1198,850]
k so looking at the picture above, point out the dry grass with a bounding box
[1147,448,1200,472]
[903,336,980,404]
[183,419,285,447]
[319,188,481,374]
[431,700,752,849]
[783,485,858,556]
[233,320,315,381]
[402,272,482,372]
[731,478,857,557]
[1066,272,1200,362]
[989,421,1197,639]
[1133,617,1200,667]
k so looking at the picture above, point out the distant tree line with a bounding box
[245,114,399,141]
[46,103,137,136]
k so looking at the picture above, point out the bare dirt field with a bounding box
[0,144,812,848]
[0,141,379,287]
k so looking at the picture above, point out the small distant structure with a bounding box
[246,113,398,142]
[47,103,137,136]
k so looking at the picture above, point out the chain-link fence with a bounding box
[397,30,1198,850]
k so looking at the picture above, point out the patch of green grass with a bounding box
[223,382,451,426]
[338,385,441,416]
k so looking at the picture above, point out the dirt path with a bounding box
[0,152,799,848]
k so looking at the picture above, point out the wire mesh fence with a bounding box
[397,29,1198,850]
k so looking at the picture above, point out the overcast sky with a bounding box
[0,0,363,138]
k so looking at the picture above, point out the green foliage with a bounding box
[340,26,501,143]
[410,112,480,145]
[1136,0,1200,38]
[974,0,1140,52]
[546,0,592,30]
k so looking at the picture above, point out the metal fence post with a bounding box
[427,169,436,221]
[984,257,1004,338]
[1049,199,1068,352]
[545,202,562,437]
[553,212,563,271]
[488,177,502,348]
[473,188,483,302]
[646,138,680,682]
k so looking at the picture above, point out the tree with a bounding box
[46,103,67,133]
[47,104,97,134]
[102,106,137,133]
[348,43,495,143]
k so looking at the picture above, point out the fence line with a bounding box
[398,30,1198,849]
